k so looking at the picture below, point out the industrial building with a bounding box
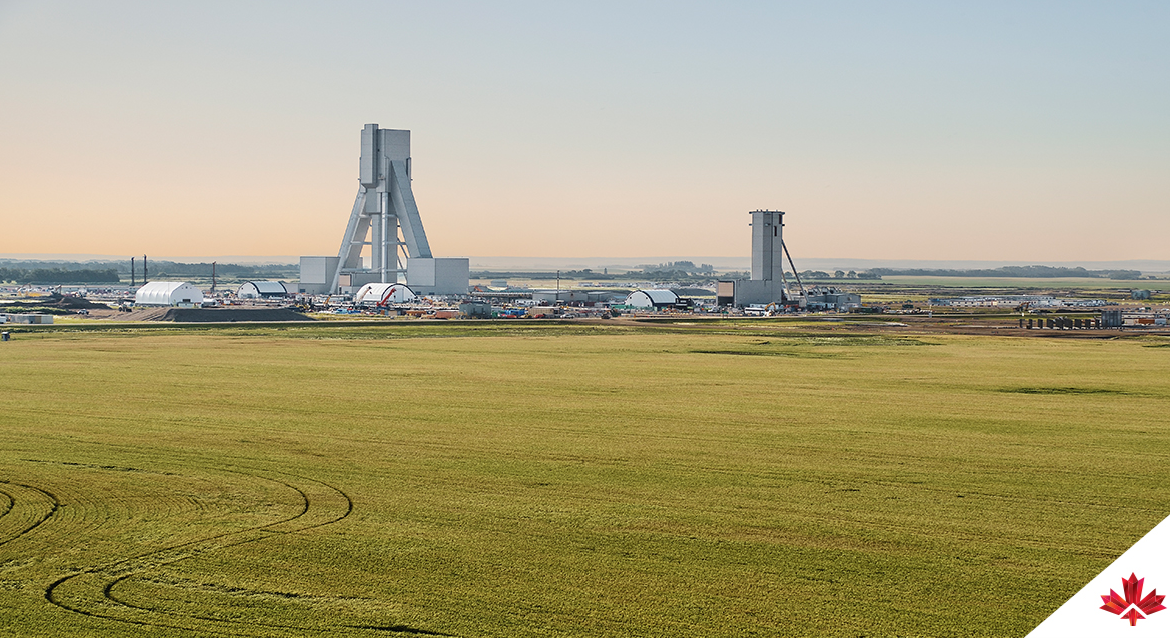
[135,281,204,307]
[1,314,53,324]
[458,301,492,318]
[299,124,469,296]
[298,256,340,295]
[532,290,613,305]
[236,281,289,299]
[716,210,810,308]
[804,288,861,312]
[405,257,469,296]
[624,289,683,309]
[929,295,1110,309]
[354,282,415,306]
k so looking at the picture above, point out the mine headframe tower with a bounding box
[330,124,433,292]
[749,209,806,304]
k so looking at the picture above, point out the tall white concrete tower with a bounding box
[717,209,805,307]
[750,209,785,282]
[330,124,433,292]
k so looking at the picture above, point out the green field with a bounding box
[1,321,1168,637]
[821,277,1167,307]
[875,276,1163,291]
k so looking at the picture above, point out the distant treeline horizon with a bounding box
[0,258,297,283]
[869,265,1144,279]
[0,259,296,284]
[0,260,1151,285]
[0,266,120,284]
[471,264,1148,283]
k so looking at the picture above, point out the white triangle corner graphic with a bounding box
[1028,514,1170,637]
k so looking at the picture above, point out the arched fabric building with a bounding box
[237,281,289,299]
[135,282,204,307]
[354,282,416,306]
[624,289,681,309]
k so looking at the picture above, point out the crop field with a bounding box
[1,320,1168,637]
[875,275,1163,289]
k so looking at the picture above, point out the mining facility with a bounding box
[711,210,858,311]
[15,122,1163,327]
[6,122,1169,336]
[298,124,469,297]
[716,210,806,308]
[293,127,825,312]
[5,124,876,324]
[293,126,830,313]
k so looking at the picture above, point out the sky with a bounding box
[0,1,1167,263]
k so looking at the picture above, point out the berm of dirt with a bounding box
[117,308,313,322]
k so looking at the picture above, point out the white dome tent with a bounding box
[135,282,204,307]
[624,289,680,309]
[354,282,416,306]
[237,281,289,299]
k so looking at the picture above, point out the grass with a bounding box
[1,322,1168,636]
[875,275,1164,289]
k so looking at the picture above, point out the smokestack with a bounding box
[130,257,136,287]
[143,255,148,284]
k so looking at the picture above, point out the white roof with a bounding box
[235,280,285,296]
[643,289,679,303]
[354,282,416,305]
[135,281,204,306]
[246,281,287,294]
[625,289,679,306]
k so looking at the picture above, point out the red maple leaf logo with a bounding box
[1100,573,1167,626]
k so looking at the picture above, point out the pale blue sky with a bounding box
[1,1,1166,261]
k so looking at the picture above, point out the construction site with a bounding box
[1,124,1167,332]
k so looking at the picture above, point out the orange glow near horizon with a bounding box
[1,4,1166,263]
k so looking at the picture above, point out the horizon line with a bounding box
[2,254,1169,272]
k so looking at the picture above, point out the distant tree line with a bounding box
[118,260,296,278]
[0,260,119,271]
[868,265,1142,279]
[472,262,718,283]
[471,270,616,281]
[798,270,882,280]
[0,259,300,284]
[471,265,883,283]
[0,267,119,284]
[635,261,715,275]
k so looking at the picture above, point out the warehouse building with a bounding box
[531,290,612,305]
[135,282,204,307]
[804,288,862,312]
[236,281,289,299]
[624,289,684,310]
[354,282,416,306]
[298,256,340,295]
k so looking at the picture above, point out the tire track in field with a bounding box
[44,466,363,636]
[0,481,59,548]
